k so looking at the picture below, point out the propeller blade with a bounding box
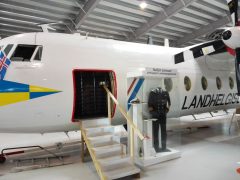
[206,28,227,41]
[235,48,240,95]
[227,0,239,26]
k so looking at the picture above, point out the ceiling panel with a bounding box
[0,0,233,47]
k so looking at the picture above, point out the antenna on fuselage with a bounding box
[38,24,56,33]
[164,38,169,47]
[37,22,63,33]
[85,32,89,39]
[147,36,153,45]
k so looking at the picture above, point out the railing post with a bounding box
[130,126,134,158]
[81,131,85,162]
[107,93,112,120]
[102,85,145,160]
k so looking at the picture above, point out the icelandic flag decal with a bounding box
[0,51,11,80]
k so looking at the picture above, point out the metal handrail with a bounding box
[103,85,145,140]
[80,129,106,179]
[102,85,146,158]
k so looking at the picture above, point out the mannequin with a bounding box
[148,86,171,152]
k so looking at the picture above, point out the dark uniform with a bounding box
[148,87,171,152]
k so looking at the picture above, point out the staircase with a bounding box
[80,118,140,180]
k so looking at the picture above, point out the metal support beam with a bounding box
[175,15,232,47]
[0,28,25,35]
[0,11,51,24]
[0,32,13,38]
[0,0,75,16]
[129,0,197,41]
[76,28,126,40]
[0,23,40,32]
[0,3,75,21]
[74,0,101,29]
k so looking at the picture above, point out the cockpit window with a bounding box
[33,46,43,61]
[11,44,37,62]
[3,44,13,56]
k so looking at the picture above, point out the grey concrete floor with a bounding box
[0,122,239,180]
[141,124,240,180]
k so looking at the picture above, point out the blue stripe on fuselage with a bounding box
[127,78,145,110]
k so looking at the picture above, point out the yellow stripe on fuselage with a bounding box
[30,85,59,93]
[0,93,30,106]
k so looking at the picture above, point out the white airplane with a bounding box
[0,0,240,134]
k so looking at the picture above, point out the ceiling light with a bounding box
[139,1,147,9]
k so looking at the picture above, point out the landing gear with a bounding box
[0,155,6,164]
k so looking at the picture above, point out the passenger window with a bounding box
[201,76,208,90]
[216,77,222,90]
[33,46,43,61]
[229,77,234,89]
[3,44,13,56]
[184,76,191,91]
[164,78,173,92]
[11,44,37,62]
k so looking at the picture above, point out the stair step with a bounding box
[103,162,140,180]
[92,144,125,159]
[92,143,121,151]
[98,156,131,171]
[91,139,119,148]
[87,129,114,137]
[81,118,110,129]
[84,125,113,132]
[88,133,114,141]
[88,134,115,147]
[99,154,129,162]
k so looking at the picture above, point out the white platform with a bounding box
[135,148,181,167]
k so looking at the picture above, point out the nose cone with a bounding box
[222,30,232,40]
[222,27,240,49]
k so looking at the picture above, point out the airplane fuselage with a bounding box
[0,33,238,133]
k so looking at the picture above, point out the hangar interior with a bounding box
[0,0,234,46]
[0,0,240,180]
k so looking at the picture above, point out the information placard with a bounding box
[143,67,177,78]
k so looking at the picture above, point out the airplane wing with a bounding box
[174,40,227,64]
[175,0,240,95]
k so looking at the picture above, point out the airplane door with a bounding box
[72,70,116,121]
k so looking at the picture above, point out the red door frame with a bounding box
[71,69,117,122]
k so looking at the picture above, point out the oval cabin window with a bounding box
[184,76,191,91]
[229,77,234,89]
[201,76,208,90]
[216,77,222,90]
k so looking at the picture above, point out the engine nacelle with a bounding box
[222,27,240,49]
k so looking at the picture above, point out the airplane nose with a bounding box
[222,30,232,40]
